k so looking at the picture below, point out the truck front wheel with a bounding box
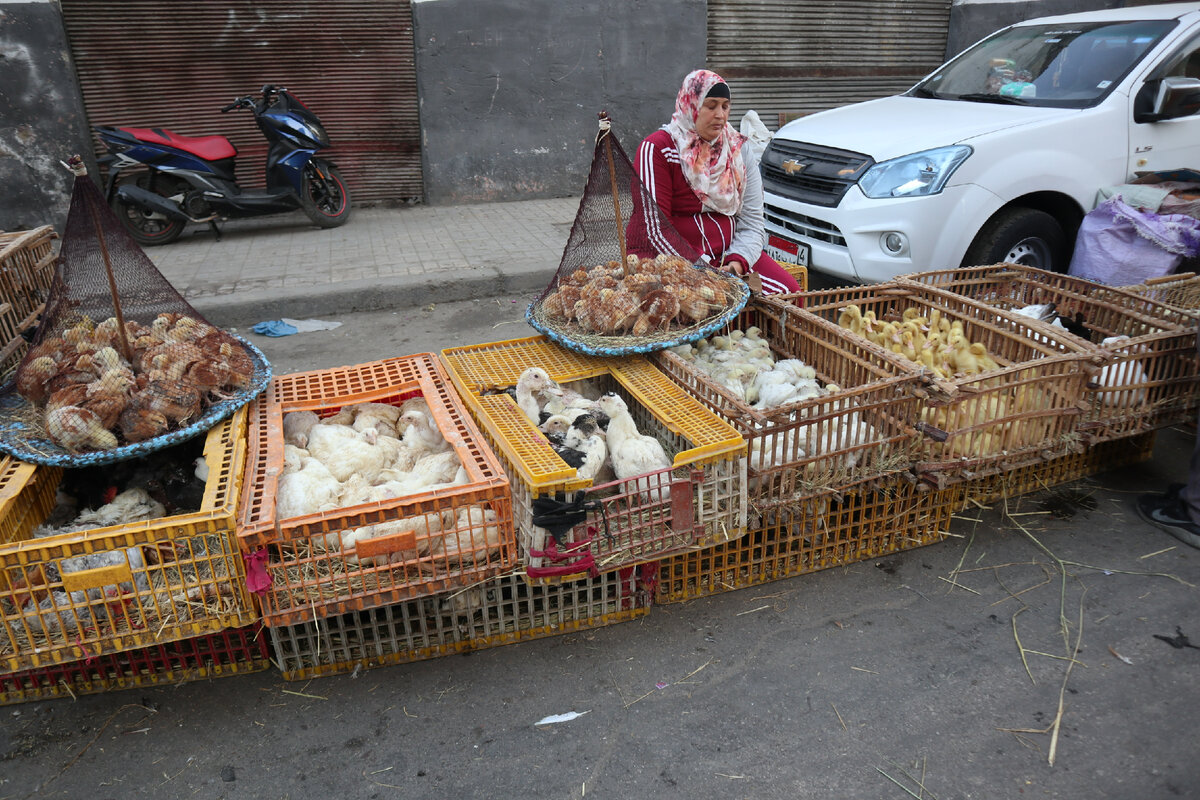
[962,208,1067,272]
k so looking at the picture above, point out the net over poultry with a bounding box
[0,159,270,467]
[525,114,750,356]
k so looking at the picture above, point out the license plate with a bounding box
[766,234,810,268]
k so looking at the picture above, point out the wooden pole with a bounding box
[598,111,631,277]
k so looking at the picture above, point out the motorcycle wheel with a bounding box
[299,161,351,228]
[110,175,187,246]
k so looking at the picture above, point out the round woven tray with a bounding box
[0,335,271,467]
[525,270,752,357]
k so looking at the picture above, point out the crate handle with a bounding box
[1145,272,1195,285]
[354,529,418,560]
[669,472,697,534]
[60,562,133,593]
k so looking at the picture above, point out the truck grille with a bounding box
[764,204,846,248]
[761,140,873,208]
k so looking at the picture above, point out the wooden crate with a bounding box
[1122,272,1200,316]
[775,283,1093,486]
[899,264,1200,442]
[1,624,268,706]
[0,226,58,376]
[653,475,964,604]
[439,336,747,583]
[651,298,922,508]
[0,409,256,674]
[237,354,516,628]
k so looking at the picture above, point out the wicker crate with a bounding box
[899,264,1200,441]
[237,354,516,628]
[0,623,267,706]
[0,408,255,674]
[268,566,651,681]
[653,475,964,604]
[780,283,1093,485]
[0,226,58,376]
[439,336,747,583]
[652,298,922,508]
[1122,272,1200,316]
[960,431,1157,507]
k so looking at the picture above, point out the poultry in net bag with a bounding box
[0,158,270,466]
[525,113,750,356]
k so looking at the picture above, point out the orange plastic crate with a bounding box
[899,264,1200,442]
[237,354,516,627]
[0,409,256,674]
[653,475,964,604]
[439,336,748,583]
[777,283,1092,485]
[268,566,651,681]
[1,623,268,706]
[652,298,922,508]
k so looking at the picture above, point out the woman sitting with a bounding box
[629,68,801,295]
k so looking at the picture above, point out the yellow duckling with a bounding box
[953,337,980,375]
[969,342,1001,373]
[898,326,919,362]
[861,309,879,341]
[838,304,864,336]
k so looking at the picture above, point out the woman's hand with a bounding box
[717,255,747,276]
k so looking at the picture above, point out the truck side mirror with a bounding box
[1138,75,1200,122]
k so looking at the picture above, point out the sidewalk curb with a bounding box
[189,259,558,327]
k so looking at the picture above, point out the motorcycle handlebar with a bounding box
[220,85,287,113]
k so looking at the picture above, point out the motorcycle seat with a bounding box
[122,127,237,161]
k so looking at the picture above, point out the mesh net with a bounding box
[525,117,749,356]
[0,166,270,466]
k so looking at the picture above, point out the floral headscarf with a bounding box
[665,69,747,216]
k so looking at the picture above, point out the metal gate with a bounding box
[707,0,953,130]
[60,1,422,203]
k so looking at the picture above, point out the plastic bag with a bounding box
[739,110,772,161]
[1068,195,1200,285]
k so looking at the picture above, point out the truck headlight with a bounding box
[858,146,972,199]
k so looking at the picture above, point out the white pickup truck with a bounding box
[760,2,1200,284]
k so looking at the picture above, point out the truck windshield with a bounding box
[911,19,1175,108]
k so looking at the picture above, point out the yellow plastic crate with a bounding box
[0,408,256,674]
[440,336,748,583]
[1,624,268,706]
[237,354,516,628]
[653,475,964,604]
[899,264,1200,442]
[652,298,922,508]
[268,567,650,681]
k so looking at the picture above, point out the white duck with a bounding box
[596,393,672,503]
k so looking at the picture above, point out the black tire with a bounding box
[110,175,187,247]
[300,161,351,228]
[962,207,1068,272]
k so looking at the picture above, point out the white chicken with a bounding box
[348,402,403,442]
[283,410,320,448]
[596,393,672,503]
[398,409,451,455]
[276,452,341,519]
[430,505,503,565]
[33,488,166,536]
[340,508,454,567]
[305,422,393,483]
[24,589,94,634]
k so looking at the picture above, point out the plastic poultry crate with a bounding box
[267,566,651,681]
[0,408,255,674]
[960,431,1157,507]
[439,335,748,584]
[0,225,58,375]
[652,475,964,604]
[778,282,1093,486]
[1122,272,1200,316]
[0,623,267,706]
[237,354,516,628]
[652,298,922,509]
[898,264,1200,442]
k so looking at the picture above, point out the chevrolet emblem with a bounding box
[781,159,807,175]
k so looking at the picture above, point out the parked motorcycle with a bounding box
[96,84,350,246]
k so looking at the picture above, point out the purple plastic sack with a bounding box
[1068,195,1200,285]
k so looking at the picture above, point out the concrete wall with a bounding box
[412,0,706,205]
[947,0,1126,60]
[0,0,93,233]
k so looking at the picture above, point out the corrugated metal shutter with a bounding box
[60,1,421,203]
[708,0,953,130]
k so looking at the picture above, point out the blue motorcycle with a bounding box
[96,84,350,245]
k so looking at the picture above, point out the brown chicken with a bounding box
[46,405,119,452]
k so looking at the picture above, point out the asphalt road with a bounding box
[2,296,1199,800]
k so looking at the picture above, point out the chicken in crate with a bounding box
[0,159,270,468]
[236,354,516,628]
[651,298,923,511]
[439,336,748,584]
[0,408,256,674]
[897,263,1200,442]
[787,283,1094,486]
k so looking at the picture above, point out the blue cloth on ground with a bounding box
[252,320,299,337]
